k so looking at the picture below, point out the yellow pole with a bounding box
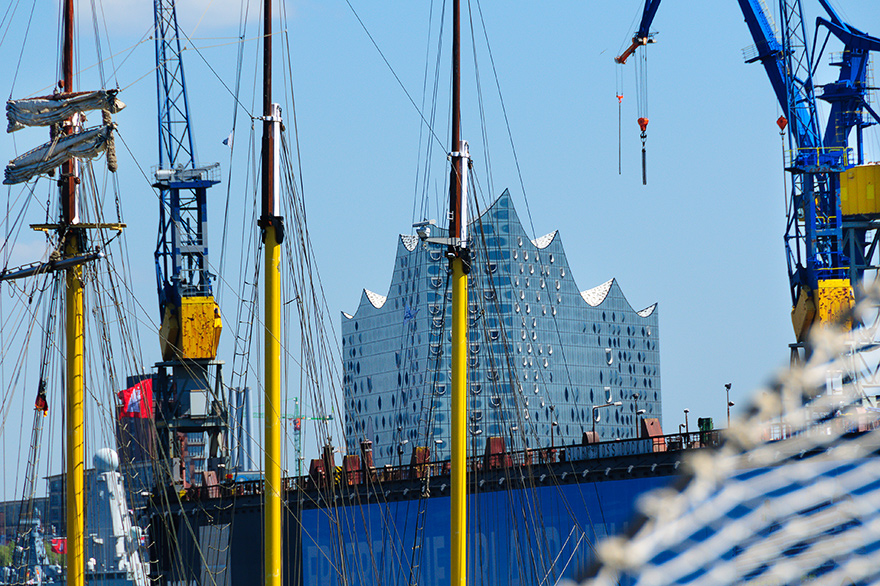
[264,224,282,586]
[66,233,84,586]
[450,256,468,586]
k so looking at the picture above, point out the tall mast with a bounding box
[449,0,469,585]
[61,0,85,585]
[261,0,283,583]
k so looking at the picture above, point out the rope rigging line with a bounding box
[344,0,448,154]
[217,0,252,293]
[0,0,26,57]
[472,0,541,245]
[412,0,443,230]
[8,0,37,99]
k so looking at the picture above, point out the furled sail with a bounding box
[4,124,116,185]
[6,90,125,133]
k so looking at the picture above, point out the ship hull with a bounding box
[148,449,681,585]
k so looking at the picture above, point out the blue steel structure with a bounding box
[150,0,227,487]
[153,0,219,317]
[619,0,880,347]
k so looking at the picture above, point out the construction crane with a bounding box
[255,397,335,476]
[617,0,880,356]
[151,0,227,486]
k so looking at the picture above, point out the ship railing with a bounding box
[180,419,880,502]
[188,432,723,500]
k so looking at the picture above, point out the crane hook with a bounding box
[638,117,649,185]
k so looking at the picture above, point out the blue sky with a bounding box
[1,0,879,498]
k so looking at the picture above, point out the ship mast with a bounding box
[61,0,85,584]
[449,1,469,584]
[261,0,283,583]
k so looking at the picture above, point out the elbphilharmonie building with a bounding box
[342,191,661,466]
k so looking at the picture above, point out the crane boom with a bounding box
[614,0,662,64]
[617,0,880,349]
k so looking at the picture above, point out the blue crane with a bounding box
[151,0,228,486]
[153,0,222,362]
[617,0,880,350]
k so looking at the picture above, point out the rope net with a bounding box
[577,283,880,586]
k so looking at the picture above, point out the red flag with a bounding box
[34,381,48,417]
[50,538,66,555]
[118,378,153,419]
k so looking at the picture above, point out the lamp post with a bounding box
[398,439,409,469]
[636,409,646,438]
[632,392,639,437]
[724,383,733,427]
[592,401,623,436]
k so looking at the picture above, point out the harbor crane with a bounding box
[617,0,880,357]
[151,0,227,485]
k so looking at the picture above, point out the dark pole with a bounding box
[61,0,76,224]
[448,0,461,240]
[261,0,274,221]
[725,383,732,427]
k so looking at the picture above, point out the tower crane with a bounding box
[617,0,880,355]
[151,0,227,485]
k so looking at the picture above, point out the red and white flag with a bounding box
[50,538,66,554]
[118,378,153,419]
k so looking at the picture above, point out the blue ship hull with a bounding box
[148,450,680,585]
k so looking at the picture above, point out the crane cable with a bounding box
[615,65,624,175]
[635,44,649,185]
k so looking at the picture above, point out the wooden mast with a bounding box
[261,0,283,583]
[61,0,85,585]
[449,1,469,585]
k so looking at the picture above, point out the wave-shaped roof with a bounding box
[580,279,614,306]
[531,231,557,249]
[364,289,387,309]
[400,234,419,251]
[637,303,657,317]
[344,191,658,322]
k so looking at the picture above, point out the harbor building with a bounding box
[342,191,661,466]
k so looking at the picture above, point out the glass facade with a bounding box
[342,191,661,466]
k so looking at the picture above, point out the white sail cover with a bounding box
[6,90,124,133]
[4,124,115,185]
